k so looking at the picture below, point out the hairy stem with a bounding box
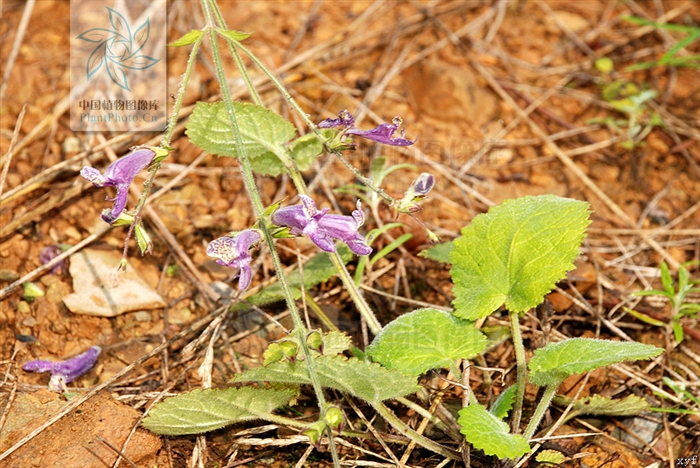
[510,310,528,433]
[523,383,558,441]
[200,1,339,465]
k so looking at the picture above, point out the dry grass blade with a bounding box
[0,104,26,199]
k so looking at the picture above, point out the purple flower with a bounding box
[23,346,101,391]
[206,229,262,291]
[40,245,68,275]
[319,110,415,147]
[272,196,372,256]
[80,147,155,224]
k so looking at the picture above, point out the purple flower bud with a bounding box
[206,229,262,291]
[23,346,101,391]
[39,245,68,275]
[272,196,372,256]
[80,147,156,224]
[412,173,435,196]
[319,111,415,147]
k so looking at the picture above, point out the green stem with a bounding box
[120,28,207,263]
[161,28,206,149]
[510,310,528,433]
[200,2,338,466]
[523,383,558,441]
[373,402,460,461]
[207,0,262,106]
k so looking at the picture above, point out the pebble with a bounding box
[0,269,20,281]
[62,249,166,317]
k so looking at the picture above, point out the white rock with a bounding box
[63,249,166,317]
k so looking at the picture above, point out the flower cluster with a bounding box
[319,110,415,147]
[80,147,156,224]
[23,346,101,391]
[272,195,372,256]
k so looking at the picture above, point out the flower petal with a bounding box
[237,263,253,290]
[346,117,415,147]
[109,183,130,220]
[346,239,372,256]
[23,346,101,390]
[272,204,308,231]
[206,236,238,267]
[80,167,109,187]
[318,109,355,129]
[103,147,155,185]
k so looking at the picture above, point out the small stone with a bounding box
[169,308,192,325]
[62,136,81,155]
[40,275,61,287]
[133,311,151,322]
[17,301,31,315]
[0,269,20,281]
[62,249,166,317]
[22,317,38,327]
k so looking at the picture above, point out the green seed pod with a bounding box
[307,331,323,353]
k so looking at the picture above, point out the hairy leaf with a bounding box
[249,131,327,177]
[528,338,663,386]
[450,195,590,320]
[366,308,487,376]
[490,385,516,419]
[554,394,649,418]
[186,101,295,159]
[233,355,419,404]
[142,387,295,435]
[458,403,530,459]
[418,241,454,264]
[169,29,204,47]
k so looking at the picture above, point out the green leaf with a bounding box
[366,308,487,376]
[186,101,295,159]
[249,131,329,177]
[536,449,566,465]
[418,240,454,264]
[235,246,352,309]
[320,330,353,355]
[528,338,663,386]
[458,403,530,459]
[370,233,413,264]
[554,394,649,418]
[142,387,295,435]
[169,29,204,47]
[450,195,590,320]
[233,355,419,404]
[490,385,516,419]
[217,29,252,41]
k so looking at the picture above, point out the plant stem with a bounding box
[161,28,206,149]
[119,28,207,263]
[523,383,558,441]
[200,1,339,466]
[510,310,528,433]
[373,402,460,461]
